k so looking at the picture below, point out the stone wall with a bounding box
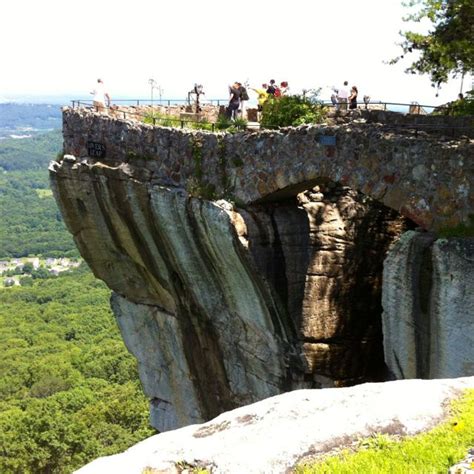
[106,103,222,124]
[360,109,474,138]
[62,107,473,232]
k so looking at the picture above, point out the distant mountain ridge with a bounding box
[0,103,62,139]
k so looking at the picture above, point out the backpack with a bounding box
[240,86,249,101]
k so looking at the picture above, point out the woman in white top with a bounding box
[91,78,111,112]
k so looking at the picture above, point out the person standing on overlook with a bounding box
[226,82,241,120]
[250,84,269,120]
[349,85,358,109]
[266,79,277,96]
[90,78,111,112]
[280,81,289,96]
[251,84,269,110]
[337,81,349,111]
[238,82,250,120]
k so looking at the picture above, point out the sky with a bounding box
[1,0,470,105]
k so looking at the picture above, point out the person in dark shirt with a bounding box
[226,82,241,120]
[266,79,277,96]
[349,86,358,110]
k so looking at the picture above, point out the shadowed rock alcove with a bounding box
[241,181,414,387]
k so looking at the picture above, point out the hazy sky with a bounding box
[1,0,470,105]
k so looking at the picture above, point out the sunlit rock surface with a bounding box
[75,377,474,474]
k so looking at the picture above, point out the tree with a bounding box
[391,0,474,87]
[22,262,34,274]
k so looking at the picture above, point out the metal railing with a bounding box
[70,99,472,135]
[319,100,448,113]
[70,100,239,132]
[72,98,228,108]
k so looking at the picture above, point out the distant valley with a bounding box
[0,109,76,259]
[0,103,62,139]
[0,102,153,474]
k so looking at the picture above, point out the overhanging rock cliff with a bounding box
[50,108,474,431]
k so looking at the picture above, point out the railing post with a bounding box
[181,120,184,129]
[153,117,156,126]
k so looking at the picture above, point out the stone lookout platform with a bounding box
[61,107,473,232]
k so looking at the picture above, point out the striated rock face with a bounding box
[50,155,408,431]
[382,231,474,379]
[240,185,409,386]
[52,109,473,432]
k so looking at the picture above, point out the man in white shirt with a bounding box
[91,78,111,112]
[337,81,349,111]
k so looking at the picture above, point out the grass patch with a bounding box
[143,112,181,128]
[297,389,474,474]
[215,115,247,132]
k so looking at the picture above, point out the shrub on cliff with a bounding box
[260,94,327,128]
[435,90,474,116]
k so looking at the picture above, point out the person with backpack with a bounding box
[226,82,242,120]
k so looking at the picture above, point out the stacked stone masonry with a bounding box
[62,108,473,231]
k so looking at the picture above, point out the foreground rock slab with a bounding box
[76,377,474,474]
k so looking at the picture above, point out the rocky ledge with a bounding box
[75,376,474,474]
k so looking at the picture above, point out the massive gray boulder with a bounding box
[75,377,474,474]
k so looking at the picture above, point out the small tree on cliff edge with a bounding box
[390,0,474,88]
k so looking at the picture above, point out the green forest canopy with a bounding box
[0,130,78,258]
[0,119,154,472]
[0,268,155,473]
